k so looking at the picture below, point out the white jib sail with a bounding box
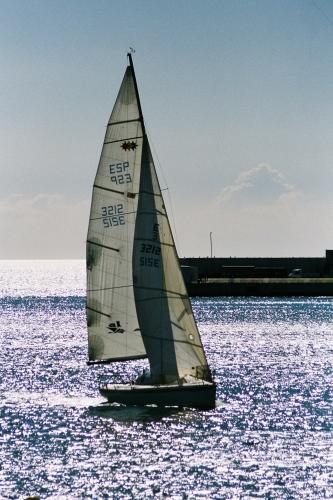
[133,137,211,383]
[86,65,146,362]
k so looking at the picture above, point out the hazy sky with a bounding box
[1,0,333,258]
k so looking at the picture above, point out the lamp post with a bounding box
[210,232,213,258]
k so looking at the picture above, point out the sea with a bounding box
[0,260,332,499]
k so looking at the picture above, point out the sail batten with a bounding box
[93,184,126,195]
[87,240,119,252]
[108,118,141,127]
[86,307,111,318]
[105,136,143,145]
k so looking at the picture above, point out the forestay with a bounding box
[86,65,146,362]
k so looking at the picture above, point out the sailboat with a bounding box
[86,53,216,409]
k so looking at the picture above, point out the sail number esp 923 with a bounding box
[109,162,132,185]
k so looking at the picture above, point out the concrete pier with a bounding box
[186,278,333,297]
[180,250,333,296]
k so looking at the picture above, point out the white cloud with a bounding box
[176,194,333,257]
[1,171,332,260]
[0,194,89,259]
[216,163,298,206]
[173,165,333,257]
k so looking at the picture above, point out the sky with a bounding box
[1,0,333,258]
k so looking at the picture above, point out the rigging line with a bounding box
[165,186,182,256]
[144,124,182,255]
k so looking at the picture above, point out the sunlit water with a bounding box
[0,260,332,499]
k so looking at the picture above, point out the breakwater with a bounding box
[180,251,333,296]
[186,278,333,297]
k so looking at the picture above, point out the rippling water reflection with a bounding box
[0,261,332,498]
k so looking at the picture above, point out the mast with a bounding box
[127,53,146,136]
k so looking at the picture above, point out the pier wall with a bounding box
[180,250,333,296]
[186,279,333,297]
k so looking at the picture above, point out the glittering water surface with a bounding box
[0,260,332,499]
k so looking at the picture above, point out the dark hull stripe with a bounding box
[99,382,216,408]
[100,383,216,393]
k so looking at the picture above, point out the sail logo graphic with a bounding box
[121,141,137,151]
[107,321,125,334]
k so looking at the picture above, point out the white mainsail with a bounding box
[86,65,146,362]
[87,55,212,385]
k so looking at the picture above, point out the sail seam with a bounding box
[177,309,187,323]
[170,320,185,331]
[133,285,187,297]
[137,333,204,349]
[108,118,140,126]
[90,209,136,222]
[105,136,143,145]
[87,240,119,253]
[136,210,166,218]
[87,284,133,292]
[134,237,174,248]
[139,190,162,197]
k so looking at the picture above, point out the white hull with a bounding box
[99,381,216,409]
